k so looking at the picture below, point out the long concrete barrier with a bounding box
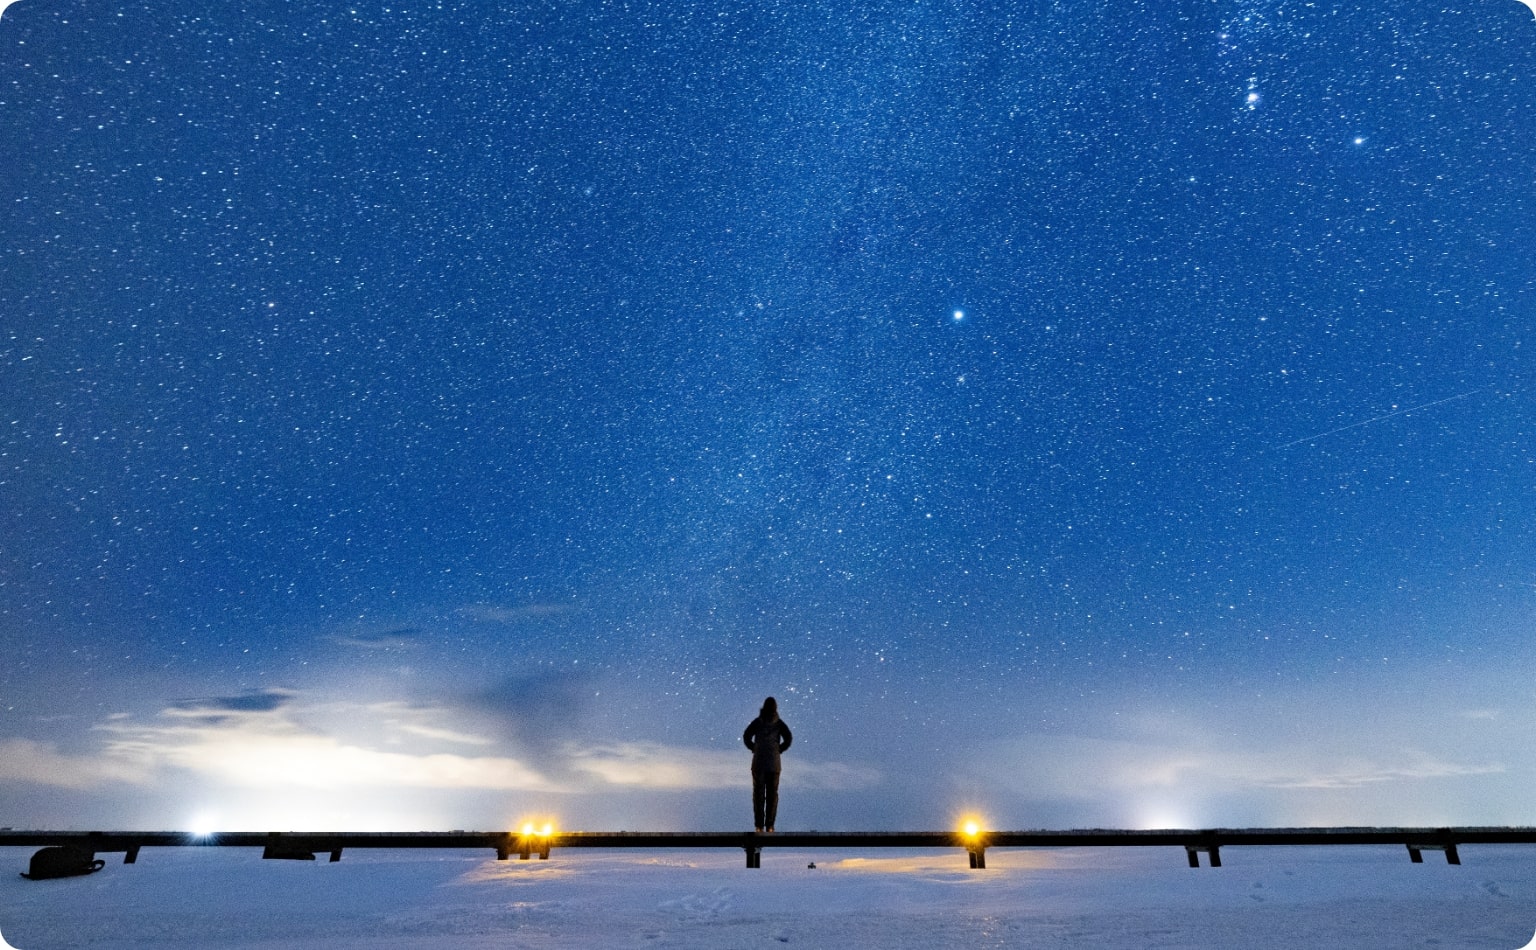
[6,826,1532,873]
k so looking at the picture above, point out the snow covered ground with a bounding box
[3,841,1536,948]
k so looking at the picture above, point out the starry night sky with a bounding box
[1,0,1533,834]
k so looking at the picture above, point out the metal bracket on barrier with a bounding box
[1407,842,1460,865]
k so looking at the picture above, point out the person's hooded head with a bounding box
[761,696,778,720]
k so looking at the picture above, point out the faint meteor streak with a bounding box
[1273,388,1486,450]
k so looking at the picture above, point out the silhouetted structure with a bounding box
[21,845,104,880]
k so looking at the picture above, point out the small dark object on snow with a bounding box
[807,862,817,869]
[22,846,105,880]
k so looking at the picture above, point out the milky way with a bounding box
[1,1,1532,834]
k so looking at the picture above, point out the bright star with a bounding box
[952,309,965,322]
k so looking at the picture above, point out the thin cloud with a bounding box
[129,730,552,791]
[567,743,745,789]
[361,700,499,747]
[162,688,298,723]
[393,723,497,747]
[95,695,556,792]
[457,603,581,624]
[1259,754,1505,790]
[327,628,425,651]
[0,738,152,789]
[787,760,884,792]
[976,734,1503,800]
[565,742,881,792]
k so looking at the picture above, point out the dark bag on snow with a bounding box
[21,846,105,880]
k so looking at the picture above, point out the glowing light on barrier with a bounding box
[513,819,556,860]
[958,817,988,869]
[188,813,220,839]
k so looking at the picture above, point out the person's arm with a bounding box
[743,720,757,751]
[778,721,793,753]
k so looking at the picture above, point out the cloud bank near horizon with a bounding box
[0,686,883,822]
[2,670,1530,833]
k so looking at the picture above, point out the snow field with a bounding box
[2,843,1535,948]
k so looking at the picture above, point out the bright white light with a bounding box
[952,309,965,322]
[188,811,220,838]
[1133,803,1198,831]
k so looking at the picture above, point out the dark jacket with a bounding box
[743,714,792,772]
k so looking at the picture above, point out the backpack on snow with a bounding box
[20,846,105,880]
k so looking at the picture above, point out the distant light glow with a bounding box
[952,309,965,322]
[188,812,220,838]
[1133,804,1199,831]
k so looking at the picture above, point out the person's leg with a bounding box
[764,767,780,832]
[752,768,767,831]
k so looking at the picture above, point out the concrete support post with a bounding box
[1185,846,1221,868]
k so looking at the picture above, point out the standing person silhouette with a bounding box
[743,696,792,833]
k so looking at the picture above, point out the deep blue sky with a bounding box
[1,0,1533,834]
